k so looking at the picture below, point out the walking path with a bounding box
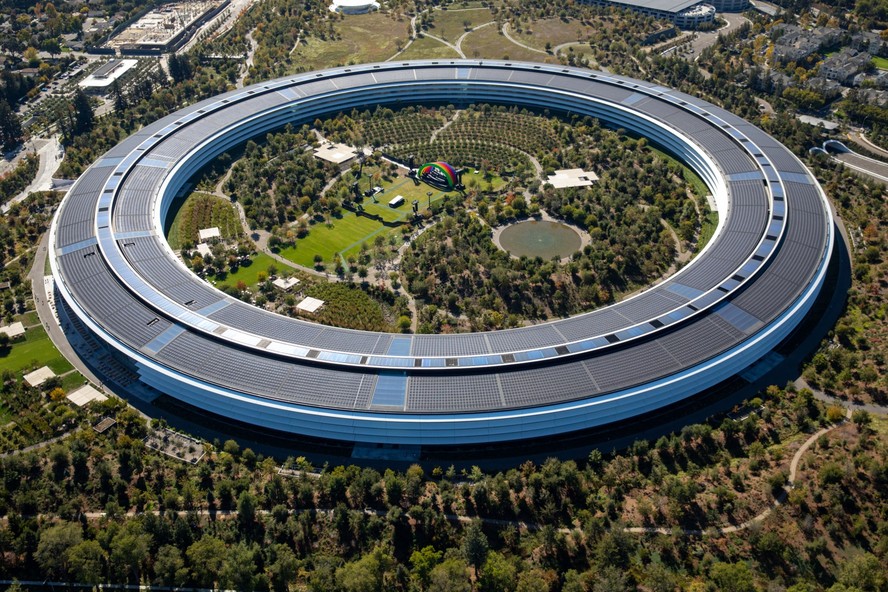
[386,14,419,61]
[235,28,258,89]
[0,406,858,540]
[623,407,850,536]
[455,21,495,57]
[2,136,63,214]
[501,22,548,55]
[422,32,465,57]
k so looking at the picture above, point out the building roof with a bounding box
[198,227,220,241]
[314,143,357,164]
[296,296,325,313]
[272,277,300,290]
[78,59,137,88]
[605,0,705,14]
[48,61,833,445]
[23,366,55,387]
[67,384,108,407]
[0,322,25,339]
[547,168,599,188]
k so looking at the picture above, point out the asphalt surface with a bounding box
[834,151,888,184]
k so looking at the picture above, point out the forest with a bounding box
[0,385,884,591]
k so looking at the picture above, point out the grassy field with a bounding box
[513,18,598,51]
[873,56,888,70]
[426,7,494,42]
[210,252,291,290]
[291,13,410,71]
[461,24,558,63]
[167,192,242,250]
[279,176,456,268]
[0,325,74,376]
[399,37,462,60]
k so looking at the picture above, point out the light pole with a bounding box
[427,191,432,209]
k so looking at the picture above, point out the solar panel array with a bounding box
[50,61,832,439]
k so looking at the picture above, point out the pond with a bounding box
[498,219,582,260]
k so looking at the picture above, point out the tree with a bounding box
[335,547,395,592]
[109,530,151,583]
[35,522,82,579]
[187,535,227,588]
[72,90,93,136]
[428,558,471,592]
[479,551,517,592]
[516,568,553,592]
[68,540,105,585]
[461,521,489,575]
[0,100,22,151]
[837,552,885,591]
[410,546,443,591]
[709,562,756,592]
[153,545,187,587]
[593,566,631,592]
[219,542,258,592]
[267,544,298,592]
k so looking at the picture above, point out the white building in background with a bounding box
[581,0,748,28]
[329,0,380,14]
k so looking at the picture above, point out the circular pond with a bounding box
[498,219,583,260]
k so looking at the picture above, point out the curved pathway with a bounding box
[501,22,548,56]
[455,21,495,57]
[847,131,888,160]
[552,40,588,56]
[623,407,851,536]
[1,406,857,541]
[386,14,418,62]
[422,31,464,57]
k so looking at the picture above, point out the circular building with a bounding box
[329,0,380,14]
[50,61,833,448]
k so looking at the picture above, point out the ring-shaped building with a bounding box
[50,61,833,446]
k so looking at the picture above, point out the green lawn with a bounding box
[279,176,456,268]
[873,56,888,70]
[427,7,494,42]
[0,325,74,376]
[210,252,292,290]
[16,311,40,327]
[60,371,86,392]
[290,13,410,72]
[461,23,558,63]
[167,192,242,250]
[399,37,462,60]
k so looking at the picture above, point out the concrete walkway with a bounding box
[501,22,548,55]
[2,136,63,214]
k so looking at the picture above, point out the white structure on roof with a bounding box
[198,227,221,241]
[78,59,138,90]
[296,296,325,313]
[24,366,55,387]
[67,384,108,407]
[329,0,380,14]
[0,322,25,339]
[314,143,358,164]
[272,277,301,291]
[547,168,599,188]
[195,242,212,257]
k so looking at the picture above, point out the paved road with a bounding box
[847,131,888,159]
[1,136,63,213]
[833,151,888,184]
[685,13,750,61]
